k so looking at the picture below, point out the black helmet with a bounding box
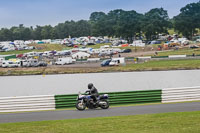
[88,83,93,89]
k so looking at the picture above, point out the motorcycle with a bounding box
[76,92,109,111]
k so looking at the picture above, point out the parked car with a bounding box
[122,49,132,53]
[73,45,79,48]
[37,61,48,67]
[190,45,199,49]
[26,59,47,67]
[101,59,111,67]
[42,51,52,57]
[2,60,20,68]
[87,43,96,45]
[66,43,74,47]
[55,51,71,56]
[147,40,161,45]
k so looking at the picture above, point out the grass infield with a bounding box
[0,111,200,133]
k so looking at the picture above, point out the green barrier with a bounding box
[151,56,168,58]
[76,59,87,61]
[54,90,162,109]
[100,58,111,61]
[5,55,16,60]
[55,94,77,108]
[187,55,200,57]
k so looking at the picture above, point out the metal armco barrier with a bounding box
[55,90,162,109]
[2,86,200,113]
[108,90,161,105]
[168,55,187,58]
[54,94,77,109]
[0,95,55,113]
[162,86,200,103]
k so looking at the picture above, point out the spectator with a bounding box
[155,51,158,56]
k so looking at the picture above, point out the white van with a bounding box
[26,59,38,67]
[20,60,28,67]
[55,57,74,65]
[109,57,126,66]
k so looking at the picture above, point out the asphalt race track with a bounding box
[0,102,200,123]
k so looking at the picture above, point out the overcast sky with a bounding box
[0,0,199,28]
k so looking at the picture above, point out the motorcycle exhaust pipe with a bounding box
[99,101,106,105]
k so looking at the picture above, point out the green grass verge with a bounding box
[155,49,200,56]
[1,59,200,76]
[0,49,34,55]
[121,59,200,71]
[0,111,200,133]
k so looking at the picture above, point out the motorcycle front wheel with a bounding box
[76,101,86,111]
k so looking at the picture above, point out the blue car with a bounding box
[101,59,111,67]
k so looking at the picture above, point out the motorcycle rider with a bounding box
[85,83,99,105]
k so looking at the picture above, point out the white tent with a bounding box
[130,40,145,47]
[72,52,90,59]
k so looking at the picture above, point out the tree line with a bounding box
[0,1,200,41]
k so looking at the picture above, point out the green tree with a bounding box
[113,10,144,41]
[55,23,66,39]
[10,26,21,40]
[142,8,171,40]
[0,28,13,41]
[33,25,43,40]
[50,28,57,39]
[74,20,91,37]
[90,12,107,36]
[41,25,53,39]
[106,9,124,37]
[22,27,32,40]
[173,1,200,39]
[89,9,144,41]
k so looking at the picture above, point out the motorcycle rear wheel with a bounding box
[76,101,86,111]
[100,100,109,109]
